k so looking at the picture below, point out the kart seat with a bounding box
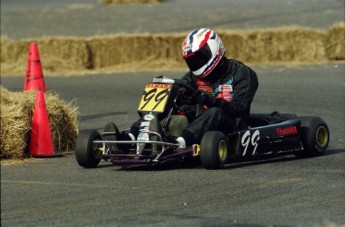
[237,108,251,130]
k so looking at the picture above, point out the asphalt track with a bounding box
[1,64,345,226]
[1,0,344,39]
[1,1,345,226]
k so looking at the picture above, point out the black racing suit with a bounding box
[180,58,259,145]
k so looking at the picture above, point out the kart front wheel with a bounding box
[297,116,330,157]
[200,131,228,169]
[75,129,102,168]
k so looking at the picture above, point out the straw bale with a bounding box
[325,22,345,60]
[0,87,78,159]
[219,26,326,63]
[37,37,91,71]
[218,32,246,61]
[0,87,34,159]
[0,37,90,76]
[1,22,344,76]
[86,33,184,69]
[43,91,79,153]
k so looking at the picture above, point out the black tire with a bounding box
[297,116,330,157]
[75,129,102,168]
[200,131,228,169]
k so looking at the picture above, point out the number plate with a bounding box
[138,83,172,113]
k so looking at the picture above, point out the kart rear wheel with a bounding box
[297,116,330,157]
[75,129,102,168]
[200,131,228,169]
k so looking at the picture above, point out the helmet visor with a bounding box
[184,44,212,72]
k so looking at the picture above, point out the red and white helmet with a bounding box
[182,28,225,79]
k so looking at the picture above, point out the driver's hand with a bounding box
[191,89,214,106]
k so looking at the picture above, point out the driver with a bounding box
[175,28,259,148]
[104,28,258,151]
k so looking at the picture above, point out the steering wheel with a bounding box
[173,79,196,96]
[172,79,198,106]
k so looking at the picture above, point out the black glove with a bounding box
[191,89,214,106]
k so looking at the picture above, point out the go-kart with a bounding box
[75,76,330,169]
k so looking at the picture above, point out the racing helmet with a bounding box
[182,28,225,79]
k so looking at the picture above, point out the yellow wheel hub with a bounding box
[316,126,328,147]
[218,140,227,162]
[93,144,102,158]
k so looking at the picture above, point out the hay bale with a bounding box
[1,22,344,76]
[37,37,91,72]
[218,32,246,61]
[325,22,345,60]
[219,26,326,63]
[0,87,33,159]
[0,37,90,76]
[86,33,184,70]
[0,87,78,159]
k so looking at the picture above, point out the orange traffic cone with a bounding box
[28,91,60,157]
[23,42,47,92]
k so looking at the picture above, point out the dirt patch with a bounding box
[1,22,344,76]
[0,87,79,159]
